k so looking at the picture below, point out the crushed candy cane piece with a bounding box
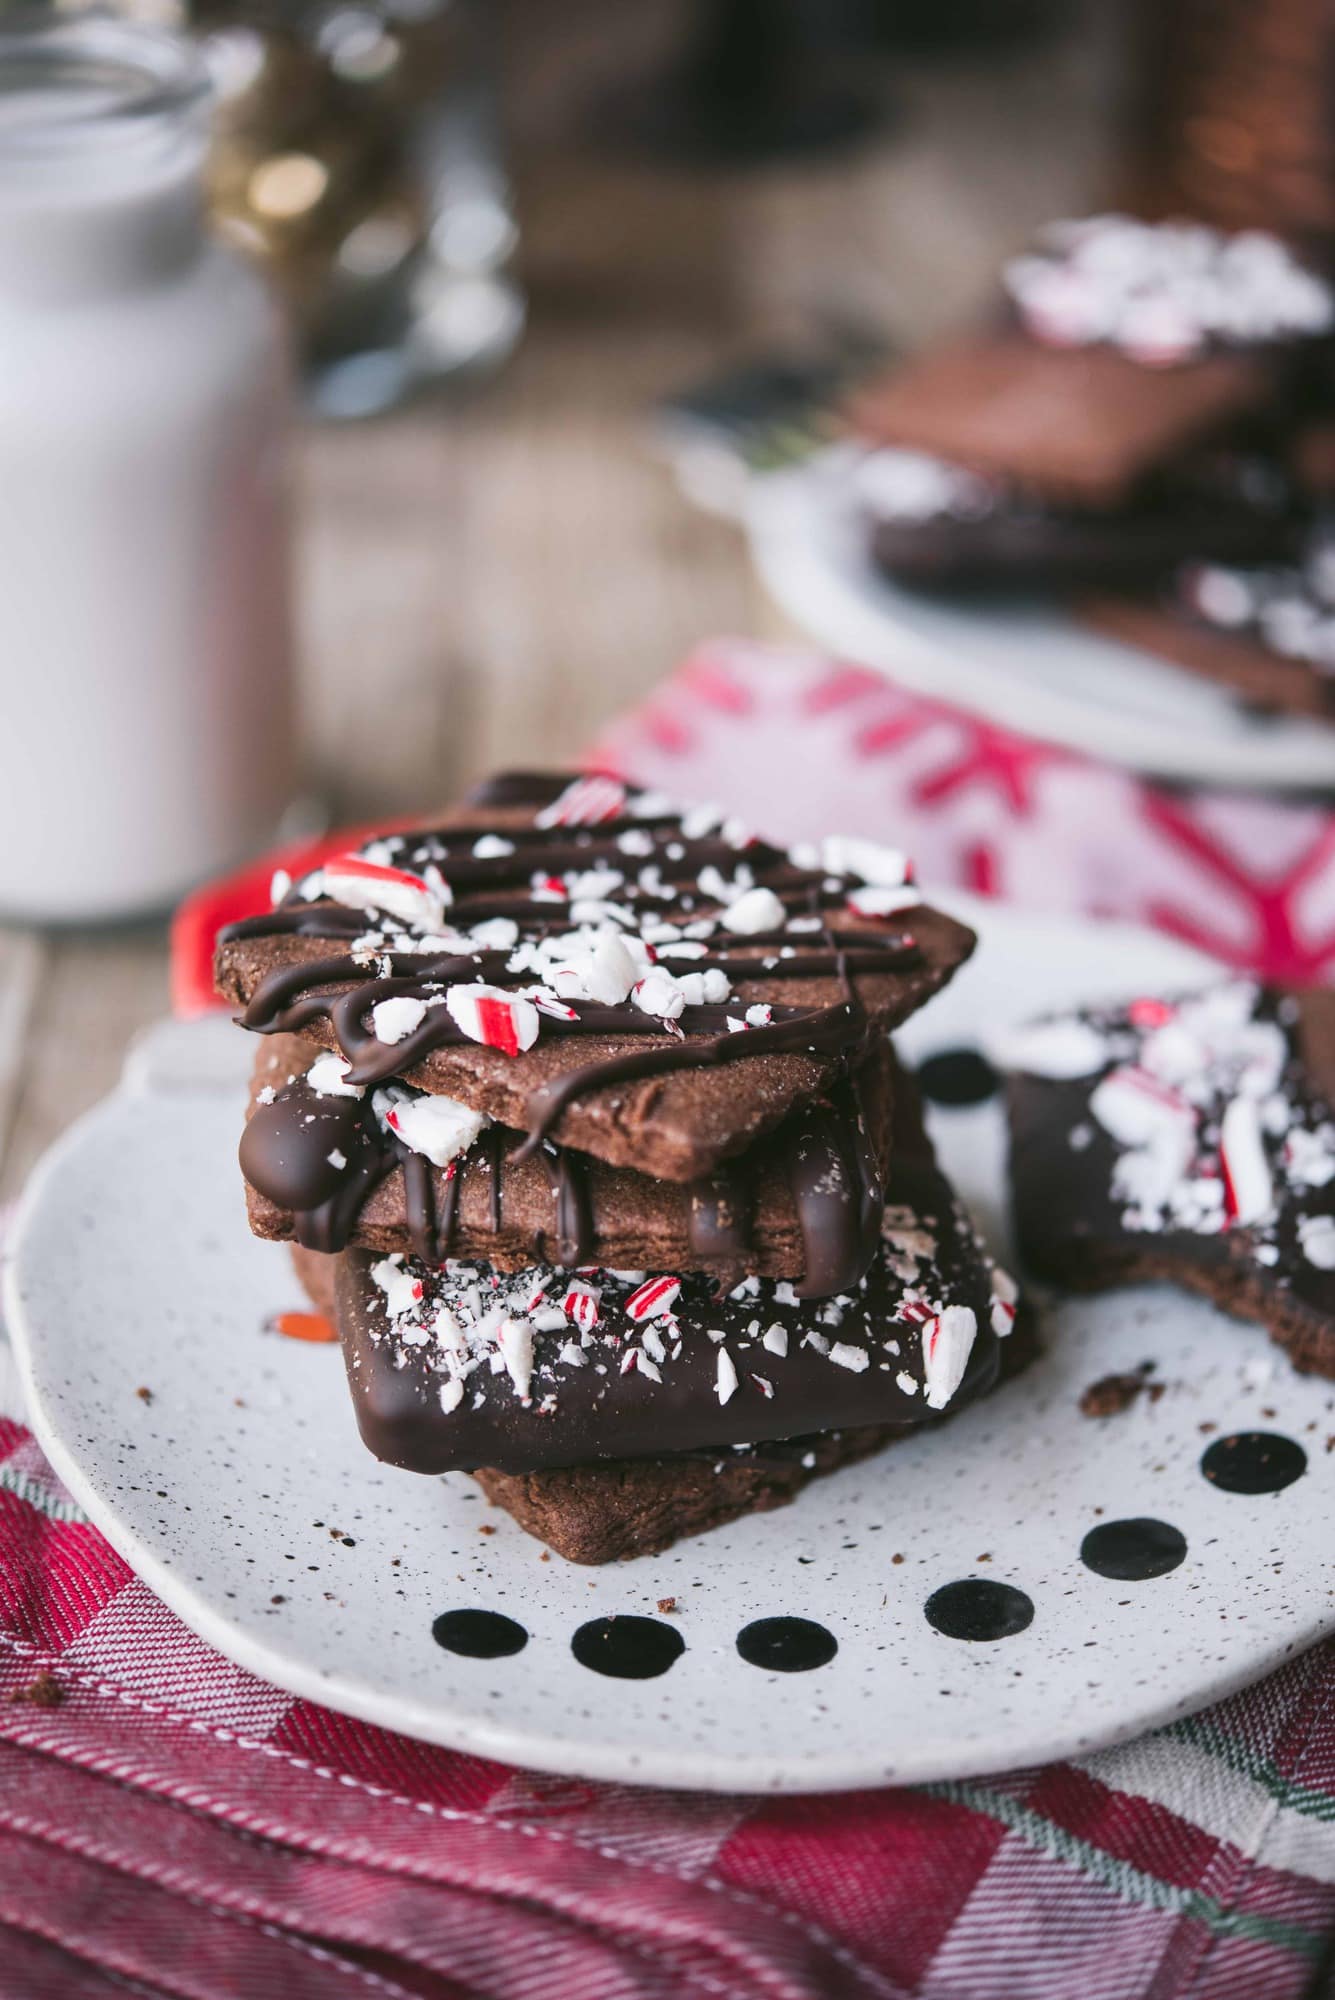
[1220,1096,1274,1225]
[371,997,427,1045]
[374,1086,487,1168]
[322,852,449,930]
[624,1276,682,1321]
[922,1305,978,1410]
[536,774,628,828]
[561,1280,601,1331]
[720,886,786,934]
[444,983,539,1056]
[306,1053,363,1099]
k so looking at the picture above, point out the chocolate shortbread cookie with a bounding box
[1004,981,1335,1379]
[215,771,975,1183]
[847,218,1332,509]
[473,1320,1039,1564]
[859,437,1303,593]
[287,1245,1032,1564]
[1084,539,1335,721]
[243,1029,896,1294]
[332,1151,1018,1477]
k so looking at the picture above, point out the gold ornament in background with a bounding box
[200,7,462,338]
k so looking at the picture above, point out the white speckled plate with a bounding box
[7,902,1335,1792]
[746,448,1335,792]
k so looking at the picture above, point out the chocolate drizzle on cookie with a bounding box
[241,1054,888,1293]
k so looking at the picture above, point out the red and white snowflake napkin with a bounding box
[588,639,1335,988]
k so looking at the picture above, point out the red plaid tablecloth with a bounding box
[5,641,1335,1999]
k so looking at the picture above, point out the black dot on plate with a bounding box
[571,1615,685,1680]
[915,1048,1000,1108]
[925,1578,1034,1642]
[432,1609,528,1659]
[1201,1431,1307,1495]
[736,1616,837,1673]
[1081,1517,1187,1581]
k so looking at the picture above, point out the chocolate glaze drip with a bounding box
[242,1055,886,1292]
[220,781,922,1170]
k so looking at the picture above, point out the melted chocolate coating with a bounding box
[241,1039,891,1292]
[333,1155,1006,1475]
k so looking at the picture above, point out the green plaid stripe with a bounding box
[1164,1715,1335,1824]
[925,1779,1326,1960]
[0,1466,87,1524]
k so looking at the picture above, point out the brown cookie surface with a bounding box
[215,771,974,1183]
[244,1030,897,1291]
[846,331,1271,507]
[473,1315,1039,1565]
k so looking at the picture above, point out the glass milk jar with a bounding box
[0,18,295,921]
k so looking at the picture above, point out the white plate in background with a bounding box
[747,449,1335,794]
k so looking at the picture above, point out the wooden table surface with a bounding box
[0,0,1117,1202]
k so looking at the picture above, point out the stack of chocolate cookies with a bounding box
[842,214,1334,596]
[215,771,1022,1563]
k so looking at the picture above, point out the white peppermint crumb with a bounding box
[896,1371,919,1396]
[471,834,514,858]
[371,996,428,1045]
[762,1323,788,1356]
[773,1281,799,1306]
[828,1343,870,1372]
[439,1378,464,1414]
[257,1085,276,1105]
[801,1451,816,1469]
[706,1326,727,1344]
[716,1349,739,1404]
[327,1149,347,1171]
[721,886,787,934]
[306,1052,363,1099]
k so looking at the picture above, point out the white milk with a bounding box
[0,19,295,921]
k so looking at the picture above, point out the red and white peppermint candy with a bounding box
[561,1279,601,1331]
[821,834,911,888]
[990,1267,1019,1338]
[1220,1096,1274,1226]
[922,1304,978,1410]
[1089,1066,1192,1149]
[526,987,579,1022]
[846,885,921,920]
[444,983,539,1057]
[321,853,449,931]
[624,1275,681,1322]
[536,774,628,829]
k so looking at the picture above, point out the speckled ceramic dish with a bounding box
[7,903,1334,1792]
